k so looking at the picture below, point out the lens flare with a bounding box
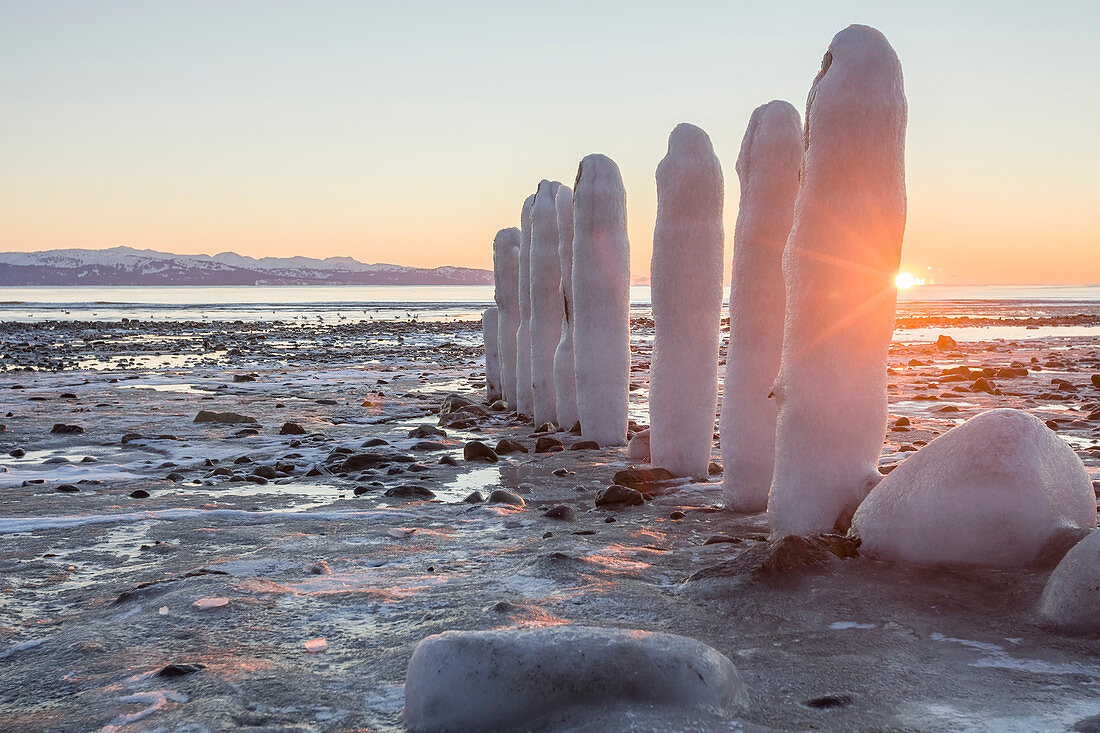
[893,272,924,289]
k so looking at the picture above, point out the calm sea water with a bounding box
[0,284,1098,342]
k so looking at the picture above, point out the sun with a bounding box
[893,272,924,290]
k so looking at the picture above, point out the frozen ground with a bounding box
[1,314,1099,731]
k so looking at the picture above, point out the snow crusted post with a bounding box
[649,124,724,478]
[493,227,521,408]
[482,307,501,401]
[768,25,908,536]
[515,194,536,416]
[554,184,579,431]
[530,180,563,426]
[720,101,803,510]
[572,154,630,445]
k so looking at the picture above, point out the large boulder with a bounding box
[1039,530,1100,633]
[851,409,1096,566]
[403,626,743,732]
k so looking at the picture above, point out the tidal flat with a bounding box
[1,315,1099,732]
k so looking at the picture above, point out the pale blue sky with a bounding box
[2,0,1097,282]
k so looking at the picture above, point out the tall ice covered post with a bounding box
[493,227,521,408]
[649,124,724,478]
[768,25,908,535]
[530,180,563,426]
[554,185,579,431]
[572,154,630,446]
[483,306,501,401]
[515,194,536,416]
[721,101,802,511]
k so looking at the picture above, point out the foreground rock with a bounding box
[1040,530,1100,633]
[403,626,744,732]
[851,409,1096,566]
[194,411,257,425]
[463,441,498,462]
[613,467,673,496]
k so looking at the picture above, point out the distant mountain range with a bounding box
[0,247,493,286]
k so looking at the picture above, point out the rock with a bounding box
[55,483,79,493]
[232,374,257,382]
[384,485,436,500]
[669,510,686,520]
[463,441,498,462]
[1092,374,1100,389]
[353,485,371,496]
[408,424,447,439]
[627,428,651,462]
[708,462,722,476]
[613,467,674,496]
[851,409,1097,566]
[403,626,744,733]
[129,489,150,499]
[439,393,476,415]
[362,438,389,447]
[971,377,996,394]
[543,504,578,521]
[594,485,644,507]
[414,441,447,451]
[279,422,307,435]
[894,416,911,427]
[463,491,484,503]
[535,436,564,453]
[50,423,84,435]
[251,465,277,480]
[1040,529,1100,632]
[194,411,257,425]
[487,489,524,506]
[340,453,388,471]
[495,438,528,455]
[166,472,185,482]
[490,400,508,412]
[316,398,338,405]
[936,334,958,350]
[570,440,599,450]
[439,455,458,466]
[9,448,24,457]
[687,534,859,581]
[158,663,205,678]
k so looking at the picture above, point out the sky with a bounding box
[1,0,1097,284]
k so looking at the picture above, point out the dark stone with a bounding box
[669,510,686,520]
[935,334,958,350]
[533,422,556,434]
[252,465,277,480]
[805,695,853,710]
[487,489,524,506]
[894,416,911,427]
[158,663,205,678]
[463,490,484,503]
[612,467,674,496]
[130,489,150,499]
[384,484,436,500]
[552,468,573,477]
[56,483,79,493]
[166,472,185,482]
[279,422,307,435]
[594,485,645,507]
[463,441,498,462]
[362,438,389,447]
[9,448,24,457]
[570,440,599,450]
[686,534,860,581]
[353,485,371,496]
[234,456,253,464]
[439,455,458,466]
[305,464,329,477]
[495,438,528,455]
[439,393,477,415]
[194,411,257,425]
[413,441,447,451]
[59,392,77,399]
[408,424,446,439]
[316,398,338,405]
[971,377,996,394]
[245,475,268,485]
[569,421,582,434]
[233,374,257,382]
[340,453,388,471]
[50,423,84,435]
[543,504,578,521]
[535,436,565,453]
[703,535,742,545]
[1092,374,1100,389]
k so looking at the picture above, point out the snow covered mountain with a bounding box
[0,247,493,286]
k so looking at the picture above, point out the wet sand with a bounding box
[1,316,1099,731]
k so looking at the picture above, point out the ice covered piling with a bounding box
[482,307,501,401]
[493,227,521,407]
[530,180,564,426]
[403,626,744,732]
[554,184,579,431]
[768,25,908,535]
[649,123,724,478]
[1040,530,1100,633]
[572,154,631,445]
[851,409,1096,566]
[721,101,802,510]
[515,194,536,416]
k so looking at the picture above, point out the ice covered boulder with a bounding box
[627,428,651,462]
[554,185,580,431]
[403,626,744,732]
[851,409,1096,566]
[649,123,724,479]
[515,193,536,416]
[530,180,564,426]
[493,227,521,407]
[1040,530,1100,633]
[572,154,630,446]
[482,307,501,401]
[769,25,908,536]
[721,101,802,511]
